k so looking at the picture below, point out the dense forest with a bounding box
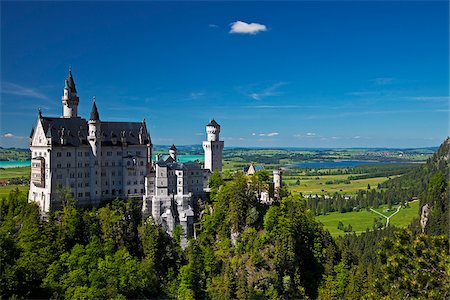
[1,139,448,299]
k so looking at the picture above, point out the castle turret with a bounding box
[169,144,177,161]
[88,98,101,204]
[273,169,283,198]
[202,119,224,173]
[61,67,80,118]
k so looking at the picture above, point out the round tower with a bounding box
[61,67,80,118]
[88,98,101,204]
[202,119,224,173]
[273,169,283,197]
[206,119,220,141]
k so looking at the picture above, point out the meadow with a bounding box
[0,167,30,199]
[315,200,420,237]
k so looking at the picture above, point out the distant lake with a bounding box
[286,160,403,169]
[0,160,31,168]
[176,155,203,163]
[0,155,204,169]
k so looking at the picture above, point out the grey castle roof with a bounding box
[156,159,202,171]
[207,119,219,127]
[66,68,77,93]
[40,117,150,147]
[170,144,177,151]
[90,101,100,121]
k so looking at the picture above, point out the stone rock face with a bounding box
[420,204,431,233]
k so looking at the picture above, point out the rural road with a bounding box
[370,205,401,227]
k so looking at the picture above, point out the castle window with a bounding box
[85,182,89,187]
[127,161,131,166]
[78,172,82,178]
[112,181,115,185]
[105,190,108,195]
[140,171,144,176]
[78,192,83,197]
[67,152,71,157]
[127,180,131,185]
[78,152,82,157]
[70,183,74,188]
[140,161,144,166]
[78,183,82,187]
[112,171,115,176]
[57,152,62,157]
[105,162,109,166]
[117,151,122,156]
[44,152,47,157]
[85,172,89,177]
[127,189,130,194]
[119,181,122,185]
[136,151,141,155]
[85,192,90,197]
[112,162,115,166]
[85,151,89,156]
[134,189,137,193]
[107,151,112,156]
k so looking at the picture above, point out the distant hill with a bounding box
[0,148,31,161]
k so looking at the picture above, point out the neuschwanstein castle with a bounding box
[28,69,224,241]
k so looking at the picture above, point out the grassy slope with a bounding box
[0,167,30,199]
[315,201,420,237]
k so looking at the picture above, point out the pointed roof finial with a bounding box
[38,108,42,119]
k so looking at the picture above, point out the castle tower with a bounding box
[202,119,224,173]
[273,169,283,198]
[88,99,101,204]
[61,67,80,118]
[169,144,177,161]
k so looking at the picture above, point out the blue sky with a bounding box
[1,1,448,148]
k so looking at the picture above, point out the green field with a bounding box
[315,201,420,237]
[0,167,30,199]
[0,166,30,179]
[287,174,390,195]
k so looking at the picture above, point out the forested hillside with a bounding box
[1,139,448,299]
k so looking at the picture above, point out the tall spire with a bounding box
[66,66,77,93]
[89,97,100,121]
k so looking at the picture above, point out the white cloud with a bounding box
[1,82,48,99]
[229,21,267,35]
[371,77,395,85]
[208,24,218,28]
[189,92,205,99]
[354,136,361,139]
[306,132,316,136]
[404,96,450,102]
[2,133,26,139]
[248,82,287,100]
[258,132,279,137]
